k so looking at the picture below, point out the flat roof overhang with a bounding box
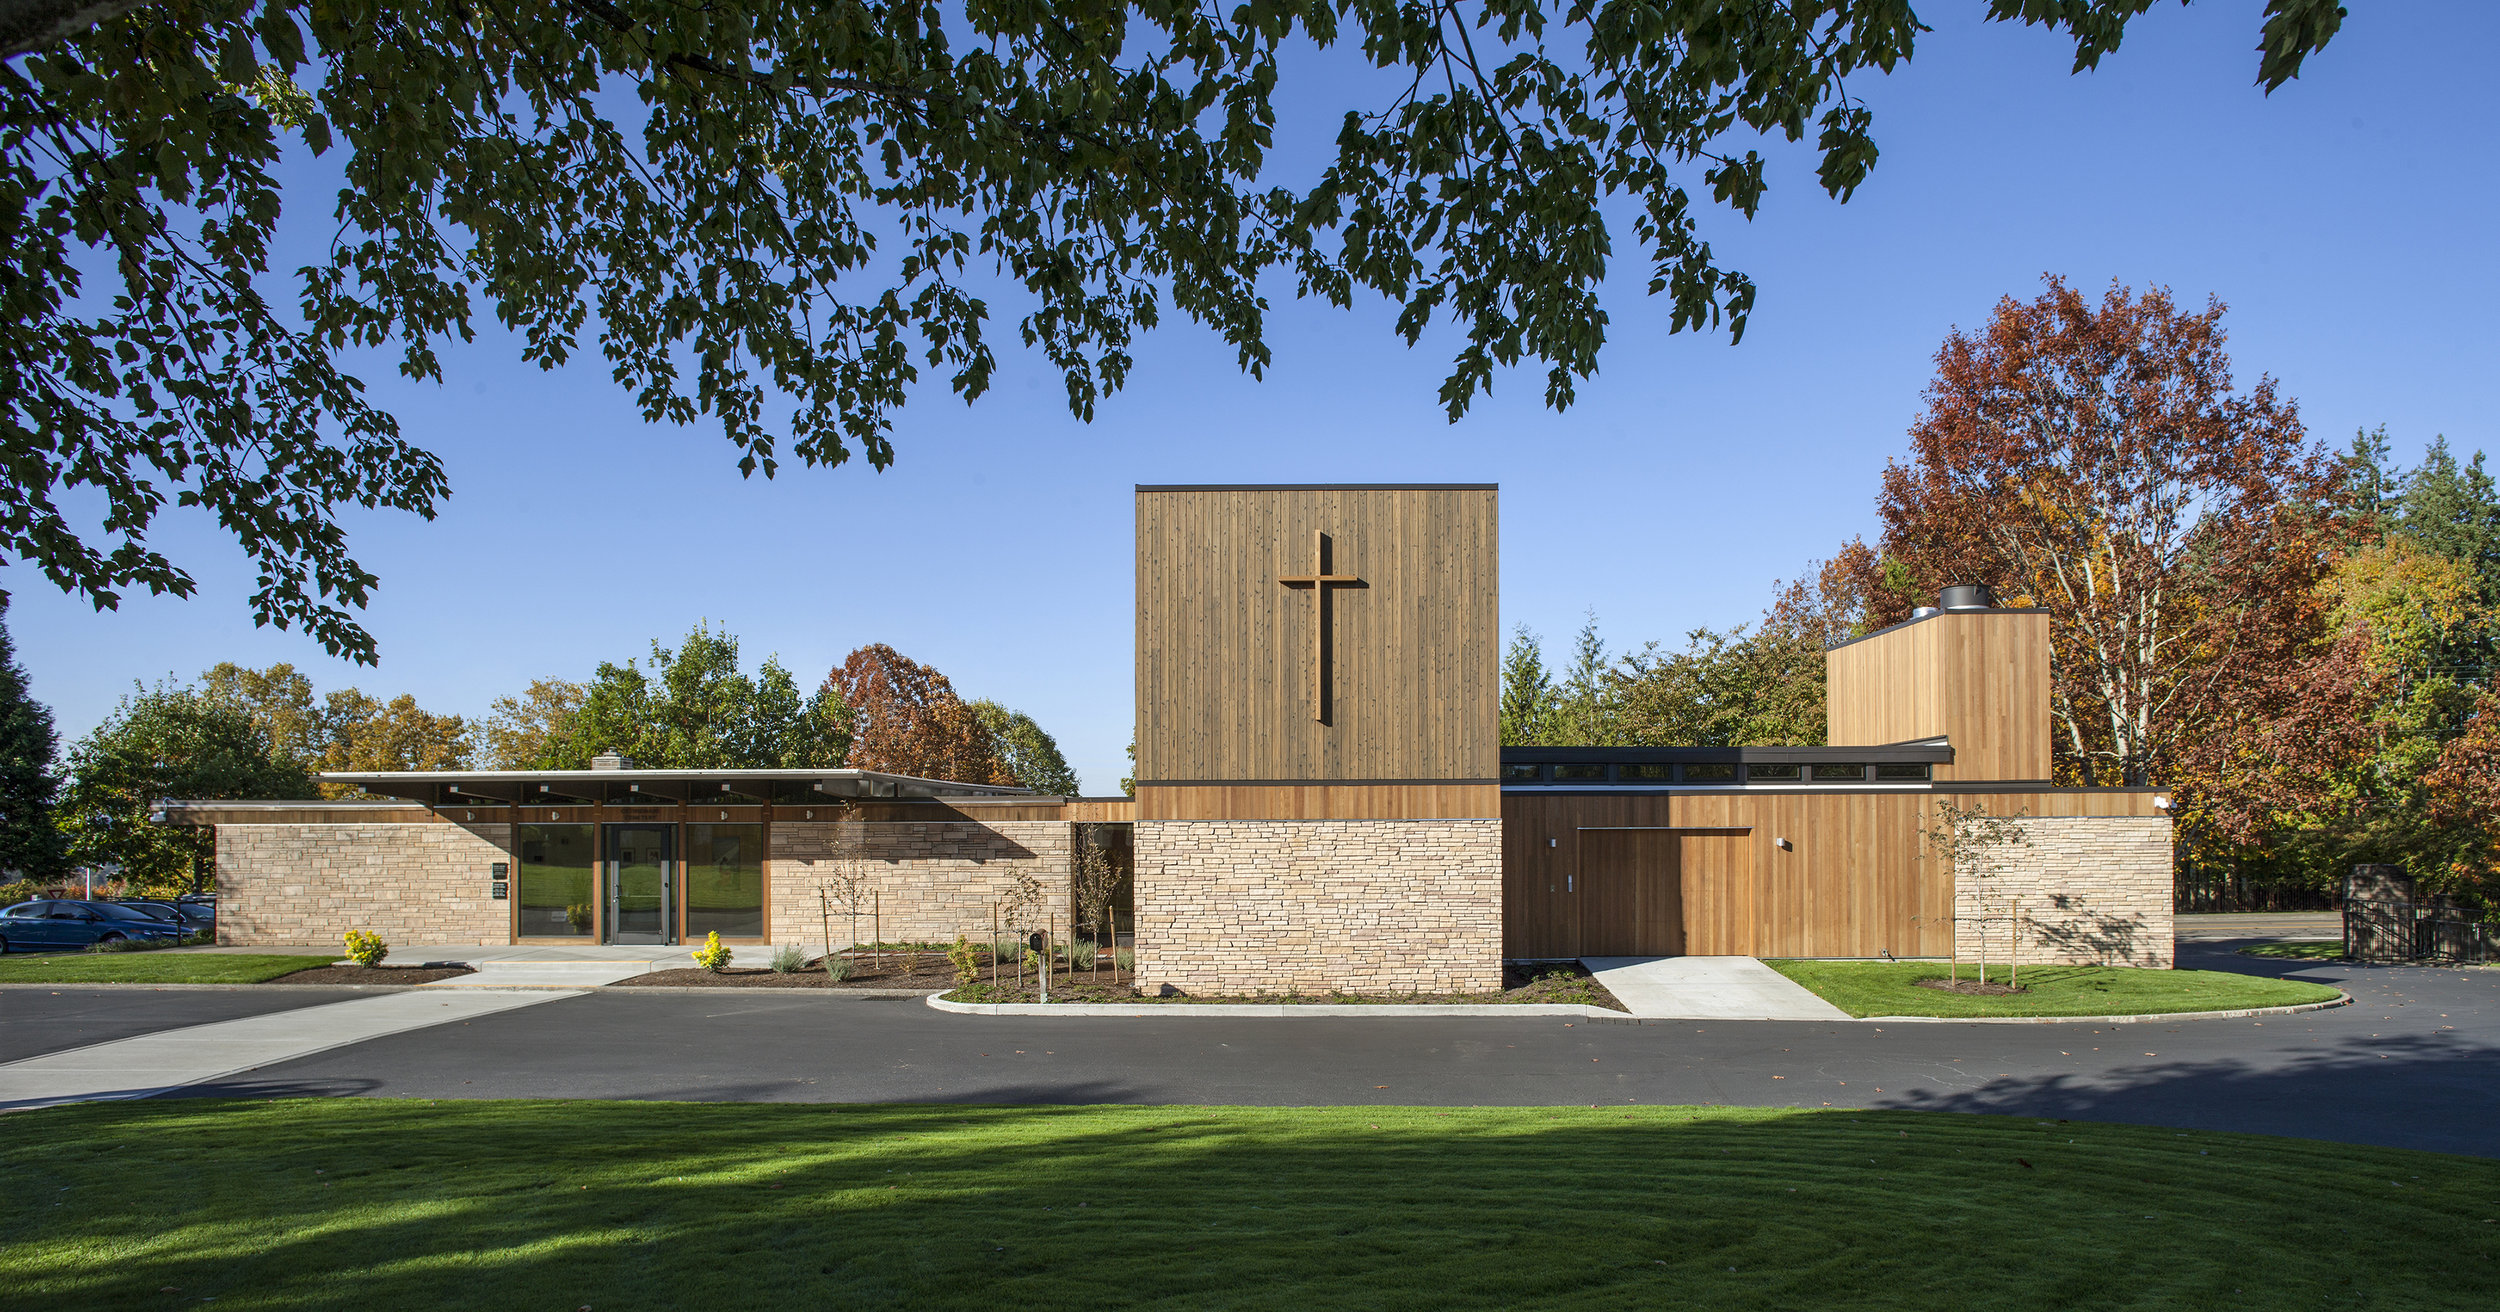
[1499,740,1955,765]
[316,767,1042,808]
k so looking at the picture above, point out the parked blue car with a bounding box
[0,900,194,954]
[112,898,215,932]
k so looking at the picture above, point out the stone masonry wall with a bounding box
[1955,815,2175,968]
[1134,820,1503,996]
[217,823,512,946]
[768,821,1075,948]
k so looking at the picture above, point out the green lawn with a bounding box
[0,951,338,984]
[1,1101,2491,1311]
[1764,960,2344,1018]
[2240,940,2350,960]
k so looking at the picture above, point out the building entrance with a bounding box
[604,824,675,944]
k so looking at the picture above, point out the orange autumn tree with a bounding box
[1844,277,2349,790]
[823,645,1012,787]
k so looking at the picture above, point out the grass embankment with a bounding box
[0,952,338,985]
[1765,961,2343,1019]
[2240,941,2350,961]
[1,1101,2491,1310]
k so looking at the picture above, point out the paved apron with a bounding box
[0,989,578,1111]
[1581,955,1852,1020]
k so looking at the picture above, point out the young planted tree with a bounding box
[1071,825,1124,981]
[1921,799,2031,987]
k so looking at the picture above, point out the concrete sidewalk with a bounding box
[1581,956,1851,1021]
[0,988,578,1110]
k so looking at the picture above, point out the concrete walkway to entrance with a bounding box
[1581,956,1851,1021]
[180,943,785,988]
[0,988,575,1111]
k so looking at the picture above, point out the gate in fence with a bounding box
[2343,865,2497,965]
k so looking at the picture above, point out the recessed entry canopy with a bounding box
[319,768,1039,808]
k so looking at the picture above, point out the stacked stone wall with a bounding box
[1954,815,2175,968]
[767,821,1075,948]
[217,823,512,946]
[1134,820,1503,996]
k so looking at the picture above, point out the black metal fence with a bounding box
[2343,865,2498,965]
[2175,869,2338,914]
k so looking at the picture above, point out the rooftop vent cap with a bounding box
[590,752,637,771]
[1910,606,1941,619]
[1939,584,1998,612]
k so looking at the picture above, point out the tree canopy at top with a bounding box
[0,0,2345,660]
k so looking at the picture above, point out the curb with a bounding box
[925,994,1628,1018]
[0,981,435,993]
[1854,991,2354,1024]
[602,986,938,998]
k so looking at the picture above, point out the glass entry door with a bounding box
[604,824,675,944]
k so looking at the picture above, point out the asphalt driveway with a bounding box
[6,945,2491,1156]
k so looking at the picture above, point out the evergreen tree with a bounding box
[1551,612,1620,746]
[2395,437,2500,612]
[1499,626,1559,747]
[0,597,65,878]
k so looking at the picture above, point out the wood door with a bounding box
[1578,829,1685,956]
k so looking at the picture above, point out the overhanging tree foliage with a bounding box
[0,1,2344,660]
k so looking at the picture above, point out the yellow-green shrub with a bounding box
[690,931,732,972]
[341,930,388,968]
[947,934,979,986]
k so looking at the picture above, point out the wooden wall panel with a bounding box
[1135,487,1499,791]
[1498,788,2152,959]
[1826,611,2052,781]
[1137,784,1498,821]
[1577,830,1685,956]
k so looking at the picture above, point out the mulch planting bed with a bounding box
[1916,977,2030,996]
[270,964,476,986]
[945,961,1626,1010]
[613,951,1073,990]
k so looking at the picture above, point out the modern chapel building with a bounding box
[178,485,2176,991]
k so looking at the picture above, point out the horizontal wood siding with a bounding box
[1138,784,1500,821]
[1136,488,1499,803]
[1826,611,2052,781]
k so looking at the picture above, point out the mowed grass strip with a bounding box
[1764,960,2344,1018]
[2,1102,2491,1311]
[0,952,338,984]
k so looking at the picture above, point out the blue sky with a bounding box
[9,4,2497,794]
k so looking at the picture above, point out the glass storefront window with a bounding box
[686,823,766,939]
[517,824,595,938]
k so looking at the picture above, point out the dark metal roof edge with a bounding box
[1133,483,1498,492]
[1136,778,1499,787]
[1500,746,1954,763]
[1822,606,2051,652]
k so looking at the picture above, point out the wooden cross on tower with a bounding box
[1278,528,1364,724]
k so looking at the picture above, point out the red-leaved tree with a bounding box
[823,645,1011,786]
[1845,277,2348,788]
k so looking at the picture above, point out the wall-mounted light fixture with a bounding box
[2153,796,2173,810]
[1774,836,1792,850]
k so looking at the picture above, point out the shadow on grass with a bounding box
[2,1100,2494,1312]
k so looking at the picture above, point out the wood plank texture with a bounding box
[1135,487,1500,799]
[1826,611,2052,781]
[1137,784,1499,821]
[1577,829,1683,956]
[1500,788,2160,958]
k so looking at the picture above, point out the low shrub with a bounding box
[342,930,388,968]
[824,953,855,982]
[1115,948,1135,971]
[690,931,732,973]
[87,936,152,953]
[992,939,1025,966]
[768,944,806,974]
[947,935,979,986]
[1068,940,1098,970]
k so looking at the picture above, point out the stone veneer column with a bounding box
[1955,815,2175,968]
[217,823,512,946]
[767,821,1075,949]
[1132,819,1504,996]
